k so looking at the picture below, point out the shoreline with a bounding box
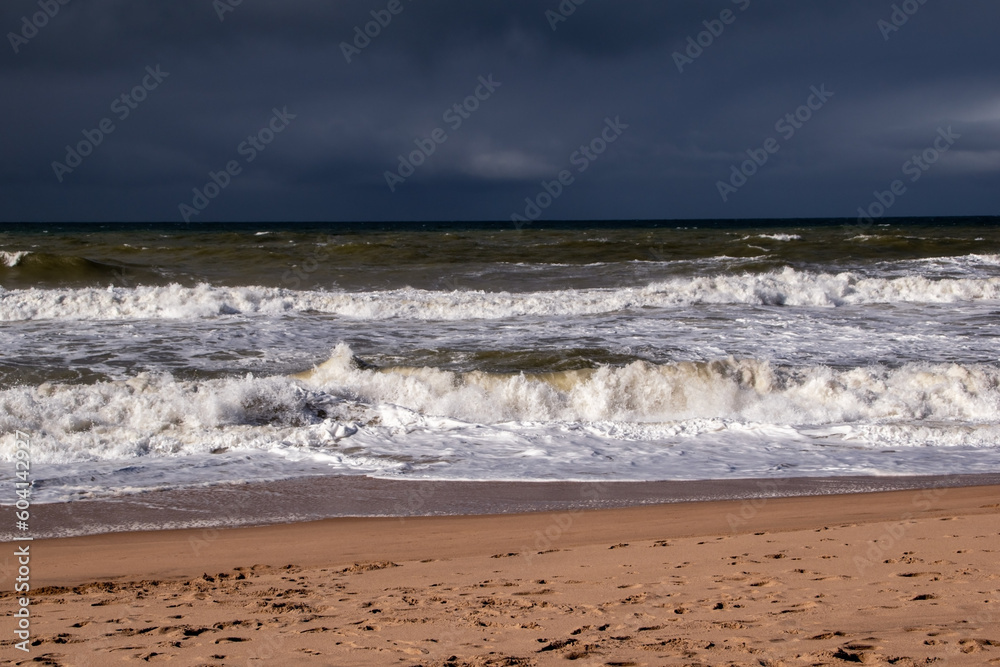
[17,483,1000,588]
[9,472,1000,541]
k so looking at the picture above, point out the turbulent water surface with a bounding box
[1,219,999,504]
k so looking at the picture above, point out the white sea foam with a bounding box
[2,344,997,467]
[300,344,1000,425]
[747,233,802,241]
[2,268,999,321]
[3,344,999,502]
[903,253,1000,269]
[1,250,29,267]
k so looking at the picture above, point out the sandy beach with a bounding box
[3,484,999,665]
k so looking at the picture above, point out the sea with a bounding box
[2,218,1000,535]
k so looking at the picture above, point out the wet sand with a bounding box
[17,472,1000,540]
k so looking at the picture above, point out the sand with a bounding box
[3,484,999,666]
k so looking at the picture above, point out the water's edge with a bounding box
[8,473,1000,540]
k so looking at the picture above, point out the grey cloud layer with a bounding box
[2,0,998,222]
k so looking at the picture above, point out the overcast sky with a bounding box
[1,0,998,223]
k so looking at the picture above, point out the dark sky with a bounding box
[2,0,998,223]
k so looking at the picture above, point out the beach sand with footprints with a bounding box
[3,485,999,666]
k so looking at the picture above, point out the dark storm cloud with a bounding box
[1,0,998,222]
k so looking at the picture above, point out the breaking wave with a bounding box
[2,267,999,321]
[0,251,131,287]
[299,344,1000,425]
[2,344,998,470]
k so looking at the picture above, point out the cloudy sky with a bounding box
[2,0,998,223]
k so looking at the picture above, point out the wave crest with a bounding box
[299,344,1000,425]
[2,267,999,321]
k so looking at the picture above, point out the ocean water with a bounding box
[2,219,999,506]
